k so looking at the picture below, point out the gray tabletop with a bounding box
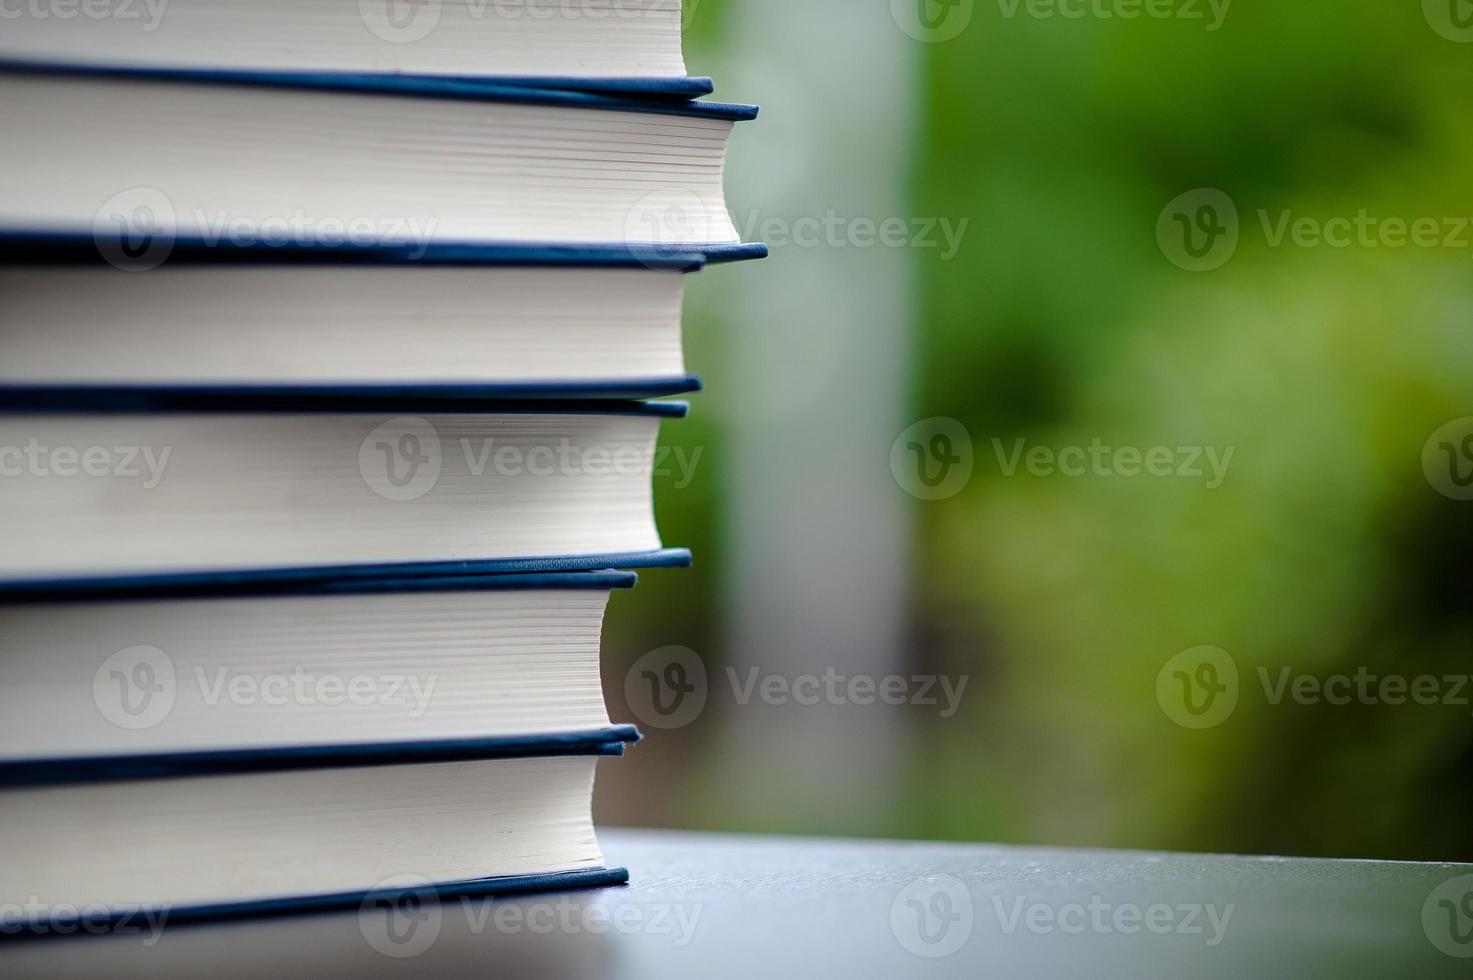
[5,829,1472,978]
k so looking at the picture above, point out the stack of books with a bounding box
[0,0,760,935]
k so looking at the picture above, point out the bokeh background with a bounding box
[598,0,1473,863]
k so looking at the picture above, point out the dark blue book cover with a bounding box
[0,867,633,942]
[0,59,758,121]
[0,725,642,788]
[0,560,689,603]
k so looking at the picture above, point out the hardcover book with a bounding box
[0,570,645,928]
[0,64,758,253]
[0,0,711,96]
[0,0,759,931]
[0,245,766,399]
[0,395,691,580]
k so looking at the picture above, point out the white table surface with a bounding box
[5,828,1471,978]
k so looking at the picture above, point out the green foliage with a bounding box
[606,0,1473,859]
[913,0,1473,858]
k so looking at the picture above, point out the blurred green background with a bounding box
[598,0,1473,862]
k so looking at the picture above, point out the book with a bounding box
[0,395,689,580]
[0,246,733,399]
[0,63,758,252]
[0,746,635,928]
[0,570,643,930]
[0,570,638,768]
[0,0,760,930]
[0,0,709,96]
